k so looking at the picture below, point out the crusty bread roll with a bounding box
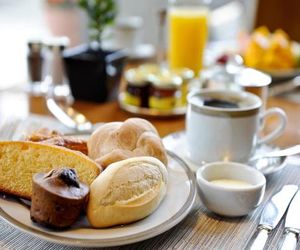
[87,118,168,169]
[87,156,168,228]
[0,141,101,200]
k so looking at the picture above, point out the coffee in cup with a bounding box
[186,90,287,163]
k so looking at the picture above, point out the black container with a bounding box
[63,44,127,102]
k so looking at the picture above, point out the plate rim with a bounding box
[263,68,300,78]
[0,150,197,248]
[162,130,288,177]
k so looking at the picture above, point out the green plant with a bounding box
[78,0,117,45]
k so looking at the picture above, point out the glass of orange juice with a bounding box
[168,0,209,75]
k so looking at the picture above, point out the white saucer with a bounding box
[102,42,155,60]
[127,44,155,60]
[162,131,288,177]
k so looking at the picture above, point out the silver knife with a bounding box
[279,190,300,250]
[245,185,298,250]
[46,97,93,133]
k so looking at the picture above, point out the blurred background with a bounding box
[0,0,299,91]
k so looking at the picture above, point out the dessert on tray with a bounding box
[241,26,300,71]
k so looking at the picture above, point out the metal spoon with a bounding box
[248,145,300,173]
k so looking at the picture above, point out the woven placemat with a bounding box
[0,116,300,250]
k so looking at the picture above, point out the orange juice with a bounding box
[168,7,208,75]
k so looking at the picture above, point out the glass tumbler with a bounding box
[168,0,209,75]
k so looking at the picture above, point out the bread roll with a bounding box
[87,156,168,228]
[0,141,100,200]
[87,118,168,168]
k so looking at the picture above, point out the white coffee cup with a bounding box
[186,90,287,163]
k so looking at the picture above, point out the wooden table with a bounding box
[0,88,300,250]
[1,89,300,146]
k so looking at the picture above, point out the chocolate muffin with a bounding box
[30,168,89,228]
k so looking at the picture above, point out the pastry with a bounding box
[87,156,168,228]
[30,168,89,228]
[87,118,168,169]
[25,128,62,141]
[39,137,88,155]
[0,141,100,200]
[26,128,88,155]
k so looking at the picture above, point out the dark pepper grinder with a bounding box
[27,40,44,83]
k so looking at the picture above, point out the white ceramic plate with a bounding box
[127,44,156,60]
[0,151,196,248]
[163,131,288,177]
[102,42,155,60]
[263,68,300,82]
[264,68,300,78]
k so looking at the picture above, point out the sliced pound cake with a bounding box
[0,141,101,200]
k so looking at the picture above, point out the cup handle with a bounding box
[257,108,287,145]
